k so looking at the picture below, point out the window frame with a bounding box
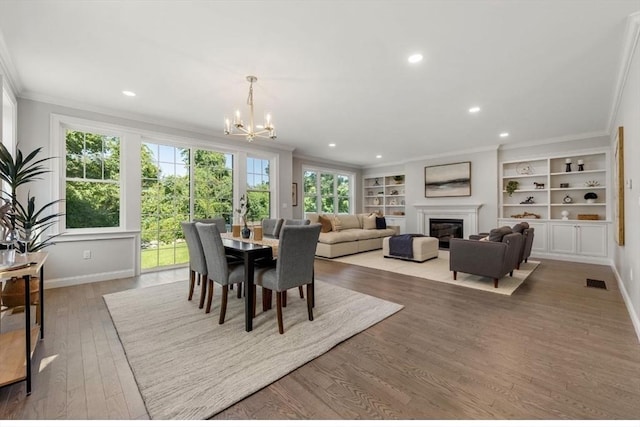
[302,165,355,215]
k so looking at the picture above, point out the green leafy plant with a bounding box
[0,142,63,252]
[506,180,519,197]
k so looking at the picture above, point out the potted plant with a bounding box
[506,180,519,197]
[0,142,63,310]
[584,192,598,204]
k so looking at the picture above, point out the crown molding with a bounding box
[498,130,608,151]
[293,153,362,171]
[607,11,640,134]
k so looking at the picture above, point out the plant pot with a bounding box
[586,199,595,204]
[1,276,39,308]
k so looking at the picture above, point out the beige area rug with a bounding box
[331,249,539,296]
[103,280,403,419]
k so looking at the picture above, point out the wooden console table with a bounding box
[0,252,48,395]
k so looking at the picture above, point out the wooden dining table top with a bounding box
[221,233,279,257]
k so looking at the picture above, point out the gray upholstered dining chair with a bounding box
[254,224,321,334]
[181,222,208,309]
[195,222,246,323]
[283,218,311,226]
[262,218,284,239]
[194,217,227,233]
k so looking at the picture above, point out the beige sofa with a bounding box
[306,213,399,258]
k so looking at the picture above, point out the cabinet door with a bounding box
[549,223,577,254]
[576,224,607,257]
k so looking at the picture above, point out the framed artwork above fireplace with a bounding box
[425,161,471,197]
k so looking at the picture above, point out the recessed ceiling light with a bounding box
[376,154,382,159]
[328,143,336,147]
[122,90,136,97]
[408,53,423,64]
[468,106,481,113]
[499,132,509,138]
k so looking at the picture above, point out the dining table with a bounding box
[220,233,279,332]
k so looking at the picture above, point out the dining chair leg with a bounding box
[188,270,195,300]
[237,282,242,299]
[276,291,284,334]
[306,283,314,321]
[252,284,257,318]
[205,279,215,314]
[219,285,229,324]
[298,286,304,299]
[282,290,287,307]
[198,274,208,309]
[262,287,269,311]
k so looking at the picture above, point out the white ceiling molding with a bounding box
[498,131,609,152]
[0,27,21,95]
[607,11,640,134]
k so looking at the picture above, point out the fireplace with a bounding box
[429,218,464,249]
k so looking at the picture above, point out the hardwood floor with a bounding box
[1,257,639,420]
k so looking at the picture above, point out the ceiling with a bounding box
[0,1,638,167]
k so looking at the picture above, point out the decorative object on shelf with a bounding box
[373,197,380,205]
[577,159,584,171]
[534,182,545,189]
[520,196,535,204]
[390,189,399,195]
[561,210,569,220]
[392,175,404,184]
[516,162,533,175]
[511,211,541,219]
[400,199,405,205]
[505,180,519,196]
[389,198,397,206]
[377,191,384,195]
[563,194,573,204]
[560,183,569,188]
[374,178,380,186]
[425,161,471,197]
[224,75,276,142]
[392,211,404,216]
[577,214,599,220]
[585,180,600,187]
[565,158,572,172]
[584,192,598,204]
[614,126,624,245]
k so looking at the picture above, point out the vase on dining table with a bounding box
[241,225,251,239]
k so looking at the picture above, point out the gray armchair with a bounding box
[449,232,524,288]
[470,223,534,268]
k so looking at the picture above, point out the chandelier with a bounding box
[224,75,276,142]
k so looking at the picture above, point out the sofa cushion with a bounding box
[363,213,377,230]
[488,226,513,242]
[338,214,361,230]
[318,215,333,233]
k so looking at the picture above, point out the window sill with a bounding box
[53,230,141,242]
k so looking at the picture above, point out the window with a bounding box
[65,130,120,228]
[140,142,190,269]
[193,149,234,226]
[303,168,353,214]
[246,157,271,224]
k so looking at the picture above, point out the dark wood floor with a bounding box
[1,256,639,420]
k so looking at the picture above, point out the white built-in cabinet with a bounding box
[363,174,405,233]
[499,150,610,263]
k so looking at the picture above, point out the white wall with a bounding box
[17,98,294,287]
[364,148,499,234]
[611,18,640,339]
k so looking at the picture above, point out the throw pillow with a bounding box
[488,226,513,242]
[330,215,342,232]
[363,213,377,230]
[375,216,387,230]
[479,236,489,241]
[318,215,332,233]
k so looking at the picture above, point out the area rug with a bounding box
[103,280,403,419]
[330,250,539,296]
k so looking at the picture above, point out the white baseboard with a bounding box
[531,252,612,266]
[45,269,136,289]
[612,264,640,344]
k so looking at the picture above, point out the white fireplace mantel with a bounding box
[414,203,483,238]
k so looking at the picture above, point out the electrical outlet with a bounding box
[83,250,91,260]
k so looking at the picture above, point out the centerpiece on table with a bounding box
[235,194,251,238]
